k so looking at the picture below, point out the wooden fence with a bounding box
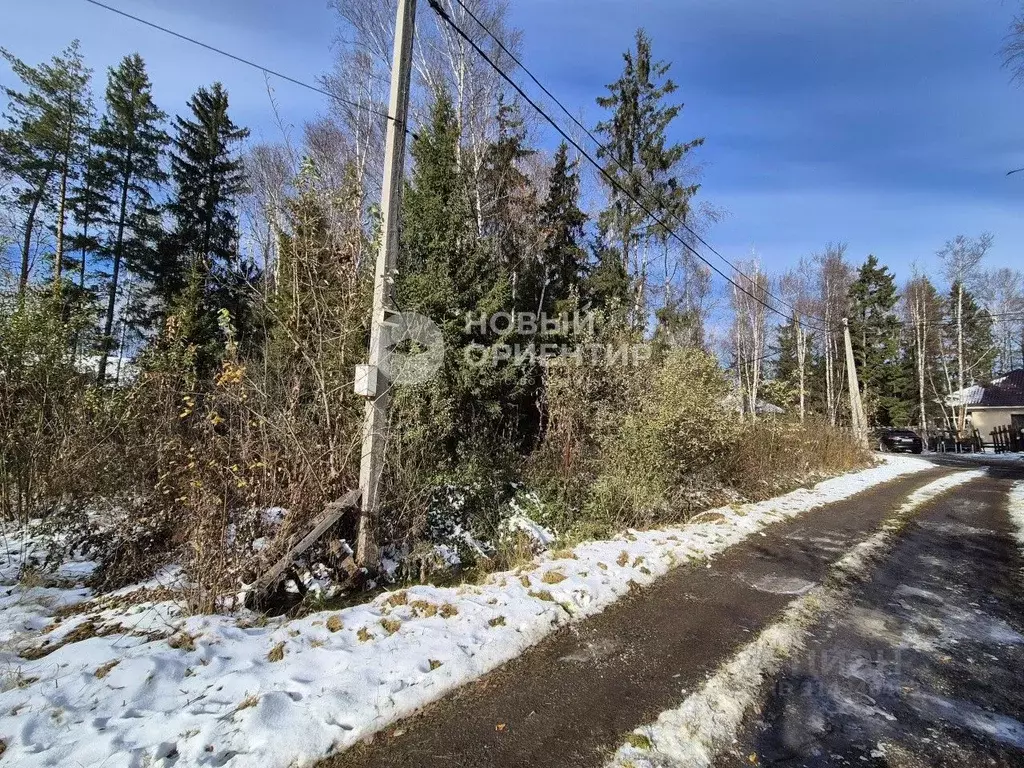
[929,429,985,453]
[991,425,1023,454]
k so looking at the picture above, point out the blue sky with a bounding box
[3,0,1023,282]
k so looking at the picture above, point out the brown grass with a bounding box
[94,660,119,679]
[267,642,285,662]
[410,600,438,618]
[235,693,260,712]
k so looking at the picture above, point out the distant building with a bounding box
[947,369,1024,440]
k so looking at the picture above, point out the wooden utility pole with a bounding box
[842,317,869,448]
[355,0,417,567]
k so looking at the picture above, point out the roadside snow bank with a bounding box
[1010,481,1024,555]
[606,469,984,768]
[0,455,932,768]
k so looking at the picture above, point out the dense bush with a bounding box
[528,344,870,542]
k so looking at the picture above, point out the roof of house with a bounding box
[949,369,1024,408]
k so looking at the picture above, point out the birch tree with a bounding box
[779,259,815,422]
[813,243,852,425]
[902,274,942,436]
[937,233,992,434]
[731,260,769,420]
[980,267,1024,374]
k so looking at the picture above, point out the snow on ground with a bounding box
[0,456,932,768]
[1010,480,1024,555]
[605,469,985,768]
[935,451,1024,465]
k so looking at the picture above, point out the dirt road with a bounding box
[322,465,956,768]
[722,463,1024,767]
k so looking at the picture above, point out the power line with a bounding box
[443,0,826,330]
[427,0,827,332]
[81,0,411,136]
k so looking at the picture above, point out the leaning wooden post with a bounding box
[842,317,869,448]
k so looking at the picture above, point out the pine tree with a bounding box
[67,140,113,312]
[847,255,907,426]
[93,53,168,383]
[595,28,704,323]
[45,42,92,294]
[536,142,587,317]
[1,43,91,296]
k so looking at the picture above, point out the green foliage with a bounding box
[158,82,255,377]
[590,349,737,525]
[848,254,907,426]
[393,91,536,474]
[0,287,89,520]
[93,53,168,382]
[537,142,588,316]
[595,28,704,322]
[0,41,92,292]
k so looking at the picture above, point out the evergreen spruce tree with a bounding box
[478,97,536,311]
[93,53,168,382]
[771,316,800,396]
[584,229,630,313]
[397,91,538,465]
[847,254,908,426]
[536,142,588,317]
[595,28,704,324]
[160,82,253,370]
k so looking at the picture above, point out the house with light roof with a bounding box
[947,369,1024,441]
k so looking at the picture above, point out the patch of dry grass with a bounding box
[94,660,119,679]
[266,642,285,662]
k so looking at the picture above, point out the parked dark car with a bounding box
[875,428,923,454]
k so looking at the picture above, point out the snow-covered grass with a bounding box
[0,455,932,768]
[606,469,985,768]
